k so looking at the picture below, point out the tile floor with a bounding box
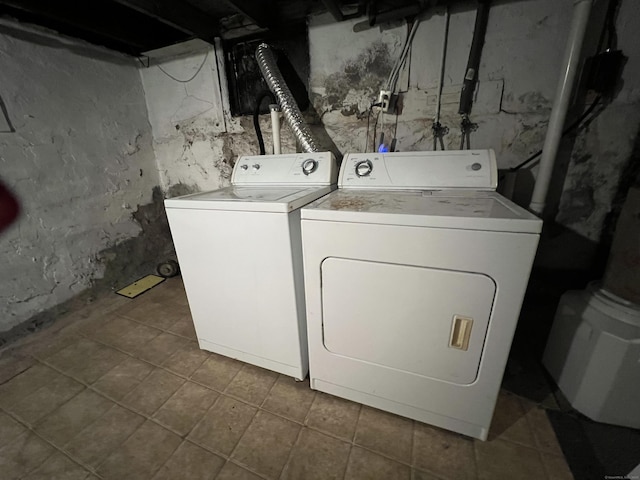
[0,278,574,480]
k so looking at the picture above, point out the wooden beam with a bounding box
[110,0,219,42]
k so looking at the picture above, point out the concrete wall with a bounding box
[141,0,640,270]
[0,27,162,335]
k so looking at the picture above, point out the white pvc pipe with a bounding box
[270,104,281,155]
[529,0,593,215]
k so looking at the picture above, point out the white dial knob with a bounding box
[355,159,373,177]
[302,159,318,176]
[241,164,248,170]
[252,164,261,170]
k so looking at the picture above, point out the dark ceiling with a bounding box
[0,0,453,56]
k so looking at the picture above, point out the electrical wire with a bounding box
[364,102,382,153]
[509,96,603,172]
[157,51,209,83]
[253,91,277,155]
[386,19,420,94]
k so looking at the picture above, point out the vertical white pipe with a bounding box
[270,104,281,155]
[529,0,593,215]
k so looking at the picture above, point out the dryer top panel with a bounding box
[301,190,542,233]
[339,150,496,190]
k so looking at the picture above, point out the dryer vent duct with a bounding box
[255,43,320,153]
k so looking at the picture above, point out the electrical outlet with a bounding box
[378,90,392,112]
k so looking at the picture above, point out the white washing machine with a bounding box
[165,152,337,380]
[301,150,542,440]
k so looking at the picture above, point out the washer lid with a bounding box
[301,189,542,233]
[165,185,334,213]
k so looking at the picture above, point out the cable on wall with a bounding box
[156,51,209,83]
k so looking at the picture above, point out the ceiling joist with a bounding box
[110,0,219,42]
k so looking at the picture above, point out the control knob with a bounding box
[355,159,373,177]
[302,158,318,176]
[252,164,261,170]
[240,164,248,170]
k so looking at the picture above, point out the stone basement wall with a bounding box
[0,27,169,341]
[142,0,640,273]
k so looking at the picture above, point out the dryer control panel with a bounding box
[339,150,497,190]
[232,152,337,186]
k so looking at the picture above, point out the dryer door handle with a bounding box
[449,315,473,351]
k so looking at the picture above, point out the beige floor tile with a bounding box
[161,341,208,377]
[85,315,135,344]
[108,322,162,356]
[137,332,188,365]
[97,420,181,480]
[413,423,476,480]
[476,438,546,480]
[153,382,218,436]
[0,351,36,385]
[64,404,145,468]
[22,452,91,480]
[216,461,263,480]
[191,354,243,392]
[488,391,536,447]
[524,404,564,456]
[0,411,28,449]
[45,338,127,384]
[232,410,300,479]
[541,452,574,480]
[281,428,350,480]
[8,374,84,426]
[35,389,114,446]
[122,368,184,416]
[225,364,278,405]
[167,316,197,340]
[189,395,257,456]
[45,337,104,373]
[0,430,56,479]
[20,332,80,361]
[119,301,191,331]
[306,392,361,442]
[152,441,225,480]
[344,446,411,480]
[92,356,154,400]
[72,347,128,384]
[0,364,57,408]
[262,376,316,423]
[412,468,441,480]
[355,406,413,464]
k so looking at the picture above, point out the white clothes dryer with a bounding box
[300,150,541,440]
[165,152,336,380]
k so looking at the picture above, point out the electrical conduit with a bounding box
[529,0,594,215]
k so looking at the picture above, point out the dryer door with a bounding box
[321,257,496,385]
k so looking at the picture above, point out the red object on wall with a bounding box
[0,180,19,232]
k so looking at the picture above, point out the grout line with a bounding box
[277,422,305,480]
[0,406,104,478]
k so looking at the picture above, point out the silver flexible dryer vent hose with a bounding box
[255,43,320,153]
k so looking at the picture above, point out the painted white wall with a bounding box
[139,0,640,268]
[0,29,159,333]
[139,40,298,196]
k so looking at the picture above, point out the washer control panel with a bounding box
[339,150,497,190]
[232,152,337,186]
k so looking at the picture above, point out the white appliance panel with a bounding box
[166,205,307,377]
[302,190,541,233]
[232,151,336,186]
[164,186,334,213]
[321,258,496,384]
[339,150,497,190]
[301,216,540,440]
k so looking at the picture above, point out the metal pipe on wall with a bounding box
[529,0,594,215]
